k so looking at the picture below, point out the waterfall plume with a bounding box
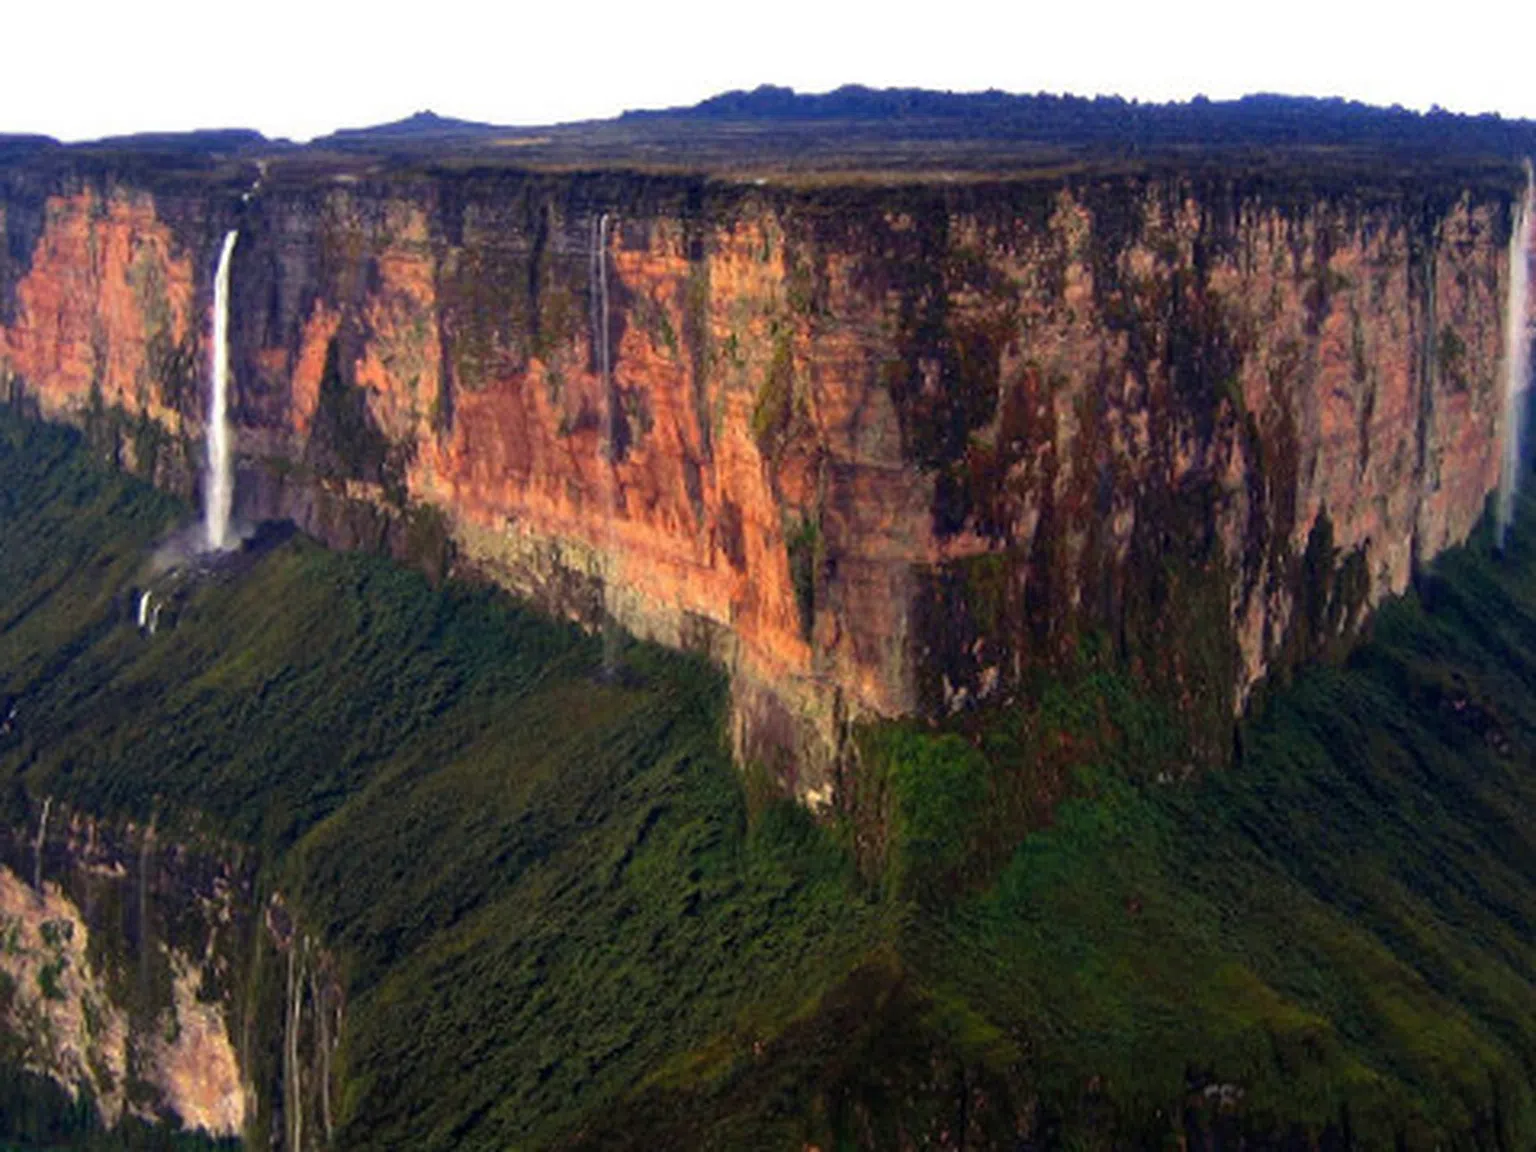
[1497,161,1533,548]
[591,212,621,676]
[203,230,239,552]
[593,212,612,440]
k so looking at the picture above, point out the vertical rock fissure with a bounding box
[1410,217,1440,570]
[1498,160,1534,547]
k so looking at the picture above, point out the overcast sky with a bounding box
[9,0,1536,142]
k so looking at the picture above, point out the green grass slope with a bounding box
[1,406,1534,1148]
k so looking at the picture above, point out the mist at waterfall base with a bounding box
[1498,161,1535,549]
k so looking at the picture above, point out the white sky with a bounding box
[7,0,1536,142]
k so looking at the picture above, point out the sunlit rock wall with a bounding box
[1,163,1524,799]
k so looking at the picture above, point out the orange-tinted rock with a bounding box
[3,189,195,438]
[1,172,1524,801]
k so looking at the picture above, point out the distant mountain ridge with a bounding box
[320,109,505,142]
[10,84,1535,162]
[621,83,1536,155]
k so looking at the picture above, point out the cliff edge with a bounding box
[1,98,1531,804]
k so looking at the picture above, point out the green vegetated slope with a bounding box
[1,406,1534,1149]
[0,411,886,1150]
[560,536,1536,1141]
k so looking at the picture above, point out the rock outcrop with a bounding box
[1,160,1527,800]
[0,801,341,1148]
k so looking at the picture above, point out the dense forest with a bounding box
[0,383,1533,1146]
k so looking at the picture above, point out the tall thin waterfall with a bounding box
[204,230,239,552]
[592,213,612,427]
[285,938,305,1152]
[1498,161,1534,547]
[591,212,620,674]
[32,796,50,894]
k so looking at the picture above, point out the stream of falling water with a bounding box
[592,212,621,674]
[309,964,334,1143]
[136,590,161,635]
[204,230,239,552]
[32,796,50,894]
[1498,160,1534,548]
[137,818,154,998]
[285,936,307,1152]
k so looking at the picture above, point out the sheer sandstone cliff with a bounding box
[0,164,1524,801]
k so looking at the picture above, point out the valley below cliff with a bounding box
[1,349,1535,1148]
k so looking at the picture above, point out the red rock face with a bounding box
[3,190,195,444]
[0,173,1522,801]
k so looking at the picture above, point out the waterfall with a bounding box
[32,796,50,894]
[592,213,612,422]
[204,230,239,552]
[1497,160,1534,548]
[309,965,334,1143]
[137,590,162,635]
[591,213,620,674]
[285,937,306,1152]
[138,822,153,995]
